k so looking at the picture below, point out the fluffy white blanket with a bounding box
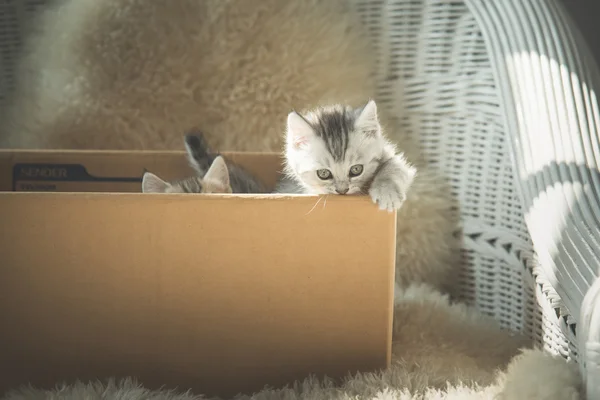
[2,349,581,400]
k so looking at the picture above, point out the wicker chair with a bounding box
[353,1,600,397]
[1,0,599,398]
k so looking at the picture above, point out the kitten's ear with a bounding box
[287,111,314,149]
[355,100,381,137]
[142,172,170,193]
[204,156,230,188]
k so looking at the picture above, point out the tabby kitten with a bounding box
[277,100,416,212]
[142,155,231,194]
[184,132,267,194]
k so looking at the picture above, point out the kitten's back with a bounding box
[184,132,267,194]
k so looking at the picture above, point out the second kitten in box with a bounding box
[142,155,231,194]
[184,132,267,194]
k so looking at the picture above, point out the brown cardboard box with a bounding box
[0,150,396,398]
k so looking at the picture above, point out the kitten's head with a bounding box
[284,100,388,195]
[142,156,232,194]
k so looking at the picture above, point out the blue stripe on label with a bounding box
[12,163,143,191]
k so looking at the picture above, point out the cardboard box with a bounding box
[0,150,396,398]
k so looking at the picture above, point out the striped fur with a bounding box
[306,105,355,162]
[166,176,205,193]
[142,155,232,194]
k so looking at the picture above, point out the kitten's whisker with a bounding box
[322,194,329,209]
[305,195,324,215]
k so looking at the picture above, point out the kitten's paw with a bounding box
[368,177,408,212]
[368,157,416,212]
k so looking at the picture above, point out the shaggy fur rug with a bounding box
[1,285,583,400]
[0,0,378,153]
[1,350,582,400]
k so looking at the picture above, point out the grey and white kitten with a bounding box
[142,155,232,194]
[184,132,267,194]
[276,100,416,212]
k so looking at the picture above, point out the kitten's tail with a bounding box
[184,131,218,176]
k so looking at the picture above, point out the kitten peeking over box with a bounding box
[143,100,417,213]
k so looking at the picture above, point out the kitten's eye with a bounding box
[316,169,332,180]
[349,164,363,177]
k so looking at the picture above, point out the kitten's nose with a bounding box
[336,188,349,195]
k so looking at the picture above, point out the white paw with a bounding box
[368,155,416,212]
[368,176,407,212]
